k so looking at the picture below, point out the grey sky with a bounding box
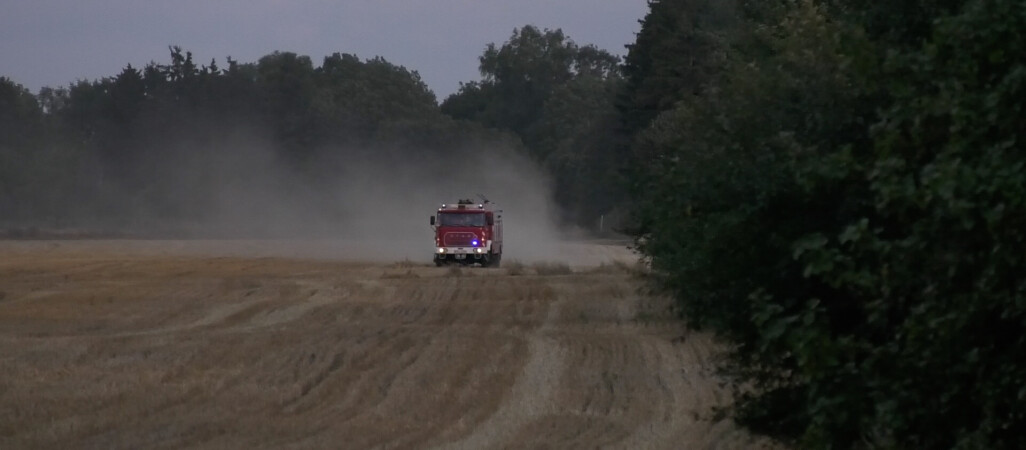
[0,0,647,100]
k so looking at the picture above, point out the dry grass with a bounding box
[391,258,422,269]
[0,240,770,450]
[380,269,420,279]
[504,259,526,276]
[585,261,632,275]
[585,259,650,276]
[531,261,573,276]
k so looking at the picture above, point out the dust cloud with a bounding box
[326,146,568,263]
[91,126,575,264]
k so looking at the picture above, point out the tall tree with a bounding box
[626,0,1026,446]
[442,25,625,226]
[618,0,737,137]
[0,78,44,219]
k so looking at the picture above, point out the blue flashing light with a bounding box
[472,240,479,247]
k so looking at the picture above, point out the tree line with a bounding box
[624,0,1025,448]
[4,0,1026,445]
[1,48,526,232]
[0,35,623,232]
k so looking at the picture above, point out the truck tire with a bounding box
[488,254,502,268]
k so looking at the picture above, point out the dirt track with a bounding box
[0,240,766,449]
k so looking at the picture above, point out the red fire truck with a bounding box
[430,199,503,267]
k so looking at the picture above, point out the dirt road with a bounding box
[0,240,765,449]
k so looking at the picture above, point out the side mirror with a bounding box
[486,215,494,226]
[430,216,436,226]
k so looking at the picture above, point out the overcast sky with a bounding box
[0,0,648,100]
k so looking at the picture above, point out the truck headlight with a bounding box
[437,248,446,254]
[475,248,483,254]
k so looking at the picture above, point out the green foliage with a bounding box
[793,1,1026,446]
[534,75,626,224]
[0,77,44,219]
[627,0,1026,447]
[447,26,619,138]
[442,26,626,226]
[618,0,738,137]
[0,48,504,230]
[0,77,86,226]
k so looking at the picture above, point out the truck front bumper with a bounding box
[436,246,488,256]
[434,247,490,264]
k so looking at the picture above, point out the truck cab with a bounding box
[430,199,502,267]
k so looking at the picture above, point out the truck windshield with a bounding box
[438,213,486,227]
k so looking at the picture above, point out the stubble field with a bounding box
[0,240,766,449]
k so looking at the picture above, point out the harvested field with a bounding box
[0,240,768,449]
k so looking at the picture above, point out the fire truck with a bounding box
[430,199,503,267]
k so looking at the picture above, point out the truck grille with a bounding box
[443,232,477,247]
